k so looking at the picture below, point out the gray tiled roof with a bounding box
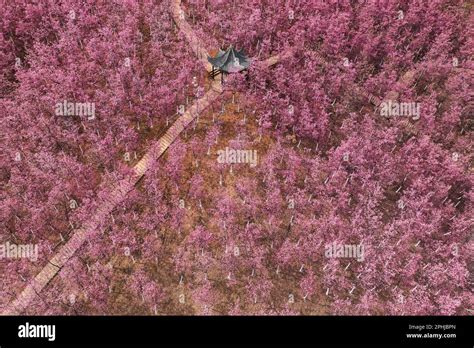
[208,46,251,73]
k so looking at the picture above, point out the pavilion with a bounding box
[208,46,251,82]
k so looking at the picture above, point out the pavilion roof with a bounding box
[208,46,251,73]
